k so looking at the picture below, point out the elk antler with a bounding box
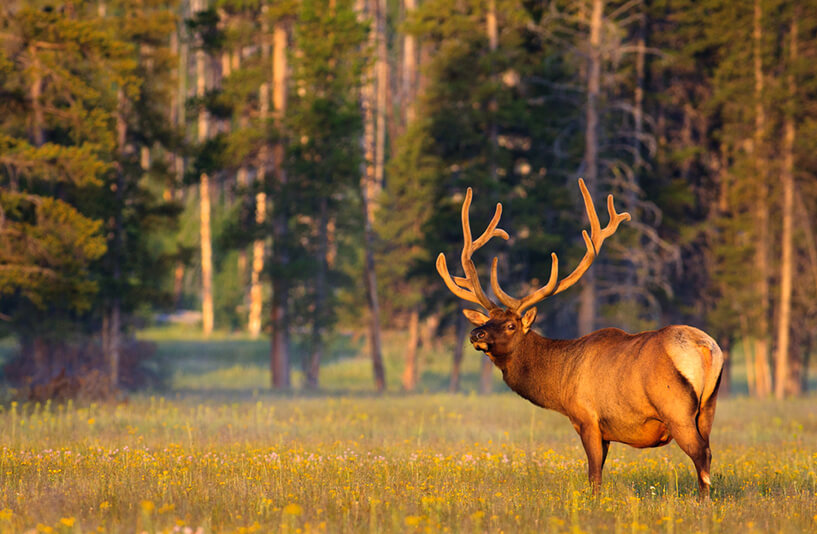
[436,187,509,311]
[491,178,631,314]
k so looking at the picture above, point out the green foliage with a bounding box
[0,0,181,382]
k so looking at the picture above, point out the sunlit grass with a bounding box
[1,329,816,532]
[0,394,816,533]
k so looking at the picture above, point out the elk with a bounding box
[436,180,723,498]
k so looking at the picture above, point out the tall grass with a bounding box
[0,329,815,532]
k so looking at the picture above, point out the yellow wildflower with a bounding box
[283,503,303,516]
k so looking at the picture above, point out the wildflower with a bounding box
[141,500,155,513]
[404,516,422,526]
[283,503,303,516]
[0,509,12,521]
[60,517,76,527]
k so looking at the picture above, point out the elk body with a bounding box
[437,181,723,498]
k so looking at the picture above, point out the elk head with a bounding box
[436,179,631,362]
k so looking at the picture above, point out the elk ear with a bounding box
[463,309,490,326]
[521,308,537,333]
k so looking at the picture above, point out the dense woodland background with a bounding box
[1,0,816,400]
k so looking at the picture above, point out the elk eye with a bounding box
[506,323,515,330]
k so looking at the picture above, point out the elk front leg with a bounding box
[577,424,606,492]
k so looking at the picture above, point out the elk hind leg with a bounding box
[696,371,722,442]
[671,422,712,499]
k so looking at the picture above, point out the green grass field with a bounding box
[0,330,816,533]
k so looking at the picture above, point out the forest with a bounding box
[1,0,816,400]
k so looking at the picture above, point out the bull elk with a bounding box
[436,180,723,498]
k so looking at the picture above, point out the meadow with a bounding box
[0,331,816,533]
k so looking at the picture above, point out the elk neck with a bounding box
[495,330,577,414]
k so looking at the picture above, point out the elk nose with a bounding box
[470,329,487,343]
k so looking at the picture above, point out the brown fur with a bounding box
[467,308,724,498]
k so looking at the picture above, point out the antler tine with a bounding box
[436,253,486,306]
[492,179,631,315]
[436,187,509,312]
[549,179,631,297]
[491,253,560,311]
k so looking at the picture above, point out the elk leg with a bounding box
[578,425,606,492]
[671,423,711,499]
[696,393,719,443]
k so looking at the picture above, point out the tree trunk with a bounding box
[199,172,214,336]
[306,197,330,389]
[752,0,771,397]
[774,14,797,399]
[402,306,420,391]
[362,199,386,392]
[172,16,187,302]
[375,0,387,194]
[270,22,291,389]
[479,356,493,394]
[107,87,128,391]
[195,0,214,336]
[249,82,269,338]
[231,50,248,313]
[578,0,603,337]
[449,309,466,392]
[402,0,417,124]
[360,0,386,393]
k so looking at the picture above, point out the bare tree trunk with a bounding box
[578,0,603,337]
[740,315,756,396]
[479,356,493,394]
[229,49,248,308]
[402,306,420,391]
[375,0,387,194]
[359,0,386,393]
[752,0,771,397]
[195,0,214,336]
[172,15,187,305]
[106,87,129,391]
[270,22,291,389]
[362,199,385,392]
[249,81,269,338]
[237,164,248,294]
[449,309,466,392]
[306,197,330,388]
[402,0,417,124]
[775,14,797,399]
[199,173,213,335]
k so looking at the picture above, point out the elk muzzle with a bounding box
[470,327,490,351]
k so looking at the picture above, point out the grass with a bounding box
[0,328,815,532]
